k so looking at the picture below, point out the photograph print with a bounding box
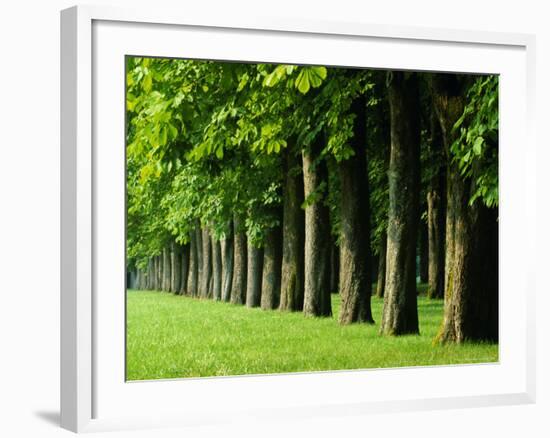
[125,56,499,381]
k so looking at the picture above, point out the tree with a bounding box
[338,93,375,324]
[380,72,421,336]
[431,74,498,343]
[279,148,305,311]
[302,133,332,317]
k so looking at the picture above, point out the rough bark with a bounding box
[376,232,387,298]
[279,148,305,312]
[212,239,222,301]
[162,248,171,291]
[380,71,421,336]
[146,258,154,289]
[230,215,247,305]
[170,241,181,293]
[195,222,203,295]
[427,187,446,299]
[221,220,234,302]
[179,242,190,296]
[154,255,161,291]
[187,230,199,297]
[330,239,339,294]
[261,224,283,310]
[246,244,264,307]
[431,74,499,343]
[338,94,374,324]
[426,110,446,300]
[302,137,332,317]
[200,228,213,298]
[419,221,429,284]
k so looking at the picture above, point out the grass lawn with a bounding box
[126,289,498,380]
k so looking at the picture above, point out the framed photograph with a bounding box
[61,5,536,433]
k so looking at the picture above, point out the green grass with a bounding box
[126,289,498,380]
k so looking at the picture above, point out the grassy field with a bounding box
[126,289,498,380]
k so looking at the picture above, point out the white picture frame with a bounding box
[60,4,536,433]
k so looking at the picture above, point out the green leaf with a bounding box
[473,136,484,155]
[142,74,152,93]
[295,69,310,94]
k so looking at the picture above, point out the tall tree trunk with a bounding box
[195,222,203,295]
[338,94,374,325]
[380,71,421,336]
[162,247,171,291]
[376,232,387,298]
[212,239,222,301]
[302,136,332,317]
[154,255,161,290]
[246,244,264,307]
[431,74,498,343]
[419,221,428,283]
[230,215,247,305]
[147,258,154,289]
[187,230,199,297]
[427,186,446,299]
[279,148,305,312]
[426,109,446,299]
[221,220,234,302]
[200,228,212,298]
[329,238,339,294]
[261,223,283,310]
[170,241,181,293]
[179,242,190,296]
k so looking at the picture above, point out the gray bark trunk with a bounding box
[261,224,283,310]
[279,148,305,312]
[376,232,387,298]
[380,71,421,336]
[221,220,234,302]
[338,94,374,325]
[246,244,264,307]
[212,239,222,300]
[200,228,212,298]
[302,138,332,317]
[187,230,199,297]
[230,215,247,304]
[179,242,190,296]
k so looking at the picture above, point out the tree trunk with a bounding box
[261,224,283,310]
[427,187,445,299]
[230,215,247,304]
[431,74,498,343]
[212,239,222,301]
[338,94,374,325]
[419,221,428,283]
[155,255,161,290]
[163,248,171,291]
[246,244,264,307]
[195,222,203,295]
[179,242,190,296]
[146,258,154,289]
[279,148,305,312]
[221,220,234,302]
[200,228,212,298]
[376,232,387,298]
[380,71,421,336]
[187,230,199,297]
[330,238,339,294]
[170,241,181,293]
[302,137,332,317]
[426,109,446,300]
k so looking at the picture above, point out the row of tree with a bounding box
[126,57,498,343]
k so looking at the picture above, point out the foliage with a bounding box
[451,75,499,207]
